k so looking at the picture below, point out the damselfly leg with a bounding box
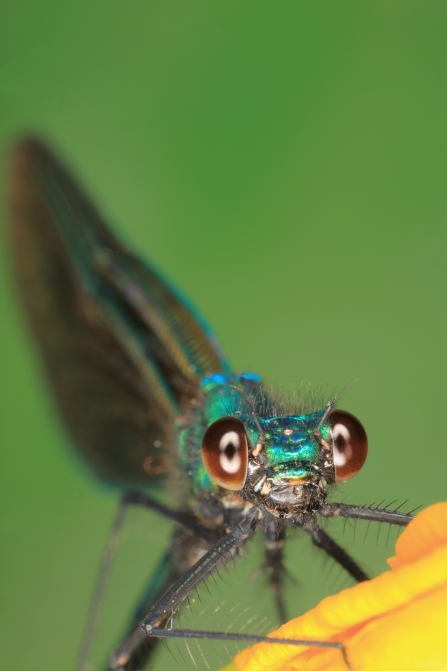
[79,495,414,671]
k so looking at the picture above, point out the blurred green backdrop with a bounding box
[1,2,447,670]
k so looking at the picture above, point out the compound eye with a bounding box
[330,410,368,482]
[201,416,248,491]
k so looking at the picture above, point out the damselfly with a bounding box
[8,139,415,671]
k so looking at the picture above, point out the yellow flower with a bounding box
[225,503,447,671]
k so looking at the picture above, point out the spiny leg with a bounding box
[80,497,362,670]
[106,533,179,671]
[303,524,369,583]
[263,520,367,625]
[291,501,416,585]
[319,501,416,526]
[111,514,259,670]
[262,520,288,624]
[79,491,224,671]
[107,491,227,670]
[140,515,351,670]
[107,528,213,671]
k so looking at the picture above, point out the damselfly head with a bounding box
[201,408,368,516]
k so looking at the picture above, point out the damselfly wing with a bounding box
[8,139,415,671]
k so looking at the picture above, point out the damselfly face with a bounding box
[244,408,367,512]
[183,372,368,522]
[8,139,414,671]
[202,410,368,502]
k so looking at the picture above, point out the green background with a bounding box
[1,2,447,670]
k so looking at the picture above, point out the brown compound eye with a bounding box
[201,416,248,491]
[330,410,368,483]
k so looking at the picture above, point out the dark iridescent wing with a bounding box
[9,138,230,488]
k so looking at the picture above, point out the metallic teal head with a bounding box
[194,372,368,517]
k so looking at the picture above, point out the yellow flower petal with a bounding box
[388,502,447,570]
[233,503,447,671]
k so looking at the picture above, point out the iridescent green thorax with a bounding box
[178,372,331,498]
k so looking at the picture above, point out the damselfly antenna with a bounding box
[316,379,359,432]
